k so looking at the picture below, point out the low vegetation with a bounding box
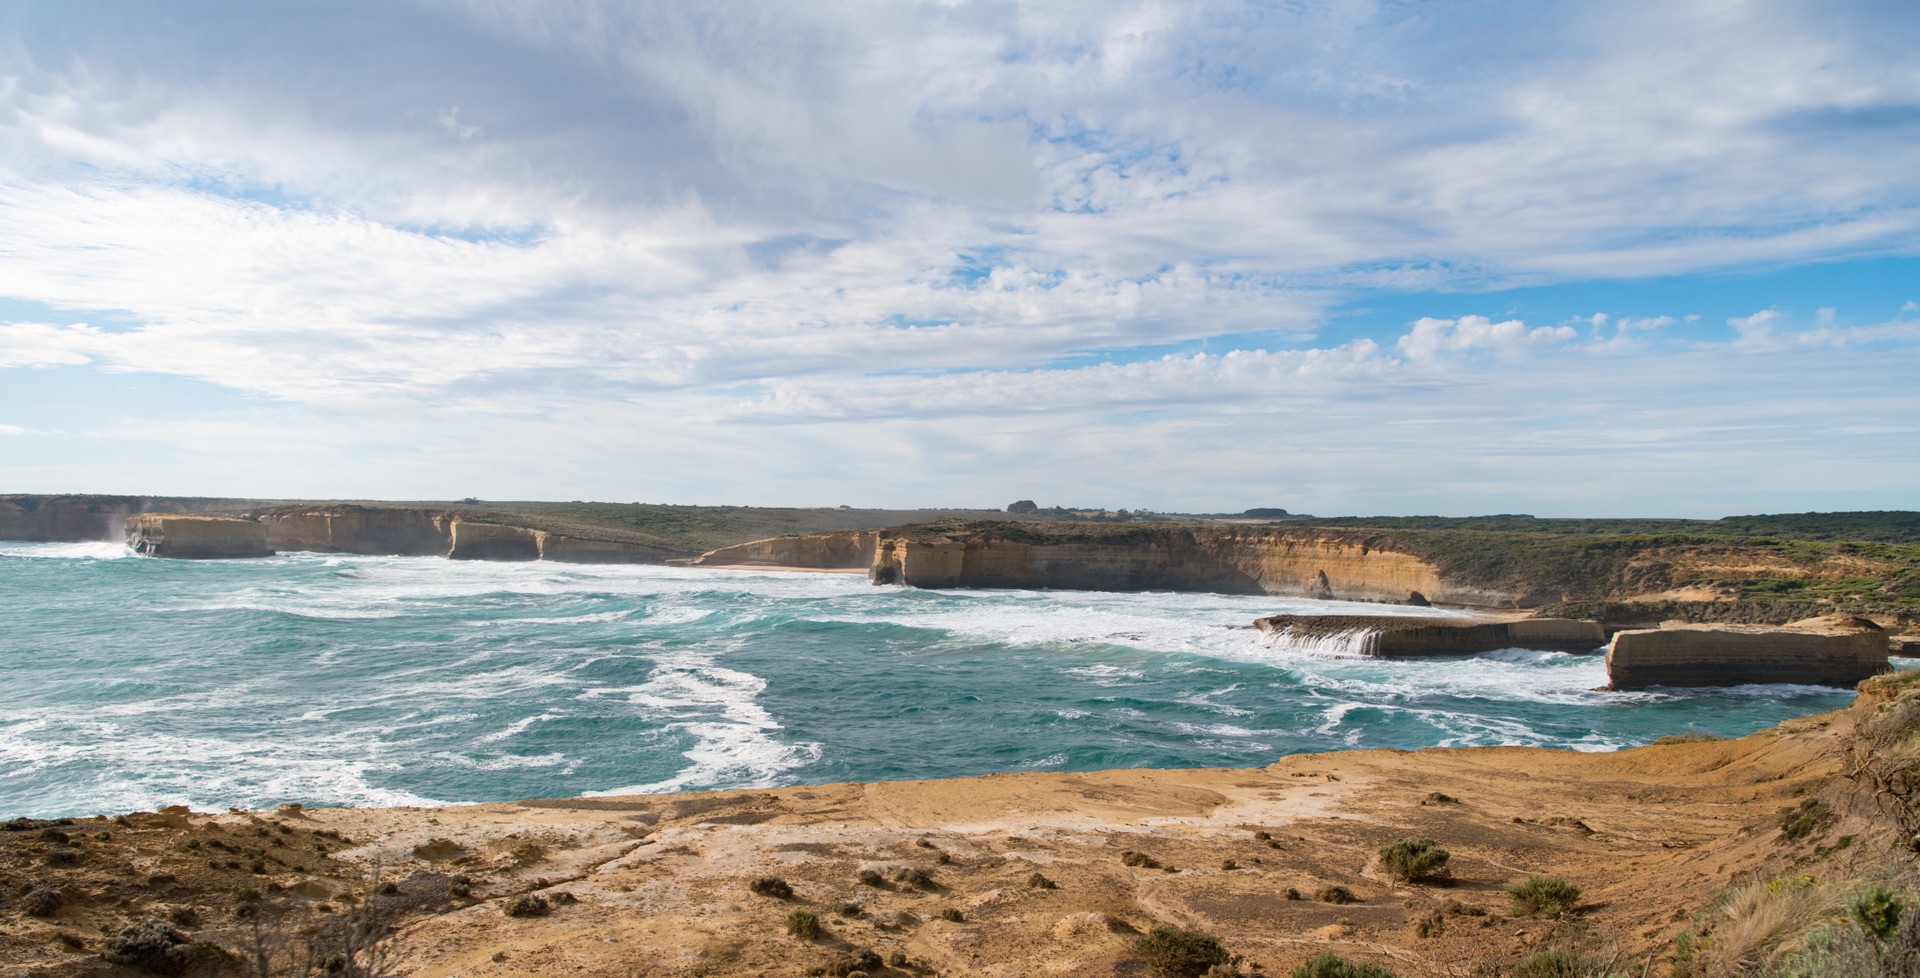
[1377,837,1450,884]
[1136,925,1232,977]
[1507,876,1582,919]
[785,908,820,940]
[748,876,794,899]
[1289,952,1398,978]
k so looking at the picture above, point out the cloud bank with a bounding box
[0,0,1915,514]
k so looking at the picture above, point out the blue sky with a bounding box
[0,1,1916,517]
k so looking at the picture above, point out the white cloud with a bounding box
[1396,316,1578,359]
[0,322,101,368]
[0,1,1915,512]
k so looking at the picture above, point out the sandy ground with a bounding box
[4,692,1912,978]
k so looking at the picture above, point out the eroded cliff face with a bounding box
[445,521,679,564]
[869,526,1527,606]
[125,515,274,559]
[1,495,252,542]
[262,508,454,556]
[695,531,879,569]
[1605,615,1890,689]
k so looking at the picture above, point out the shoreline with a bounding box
[8,678,1913,977]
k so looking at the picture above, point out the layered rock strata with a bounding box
[446,521,679,564]
[868,525,1525,605]
[694,531,879,569]
[1605,615,1890,689]
[262,508,455,556]
[1254,613,1606,656]
[125,514,274,559]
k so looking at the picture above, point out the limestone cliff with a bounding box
[694,531,879,569]
[262,507,455,556]
[125,515,274,559]
[446,521,680,564]
[1605,614,1890,689]
[868,522,1527,605]
[1,495,257,542]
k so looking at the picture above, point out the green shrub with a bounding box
[1780,799,1834,841]
[894,867,936,890]
[749,875,793,899]
[1315,885,1356,904]
[1137,925,1232,977]
[23,886,62,917]
[1849,886,1905,941]
[786,908,820,940]
[1507,875,1582,919]
[103,920,197,976]
[503,894,550,918]
[1378,837,1450,883]
[1509,949,1600,978]
[1290,951,1398,978]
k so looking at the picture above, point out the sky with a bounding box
[0,1,1916,517]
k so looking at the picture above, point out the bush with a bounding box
[1137,925,1231,977]
[103,920,197,976]
[1027,872,1057,889]
[1509,949,1597,978]
[1377,837,1450,884]
[787,908,821,939]
[1849,886,1905,941]
[749,875,794,899]
[503,894,551,918]
[823,948,884,977]
[893,867,936,891]
[1507,876,1581,919]
[1290,952,1399,978]
[938,907,964,922]
[1315,885,1356,904]
[1122,850,1162,868]
[23,886,62,917]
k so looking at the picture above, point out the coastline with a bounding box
[8,677,1914,977]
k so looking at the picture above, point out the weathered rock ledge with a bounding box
[694,530,880,570]
[1254,614,1606,656]
[125,514,274,559]
[1605,614,1891,689]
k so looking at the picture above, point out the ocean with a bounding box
[0,541,1877,819]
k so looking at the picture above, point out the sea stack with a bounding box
[1604,615,1890,689]
[125,514,274,559]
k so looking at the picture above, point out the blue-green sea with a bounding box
[1,541,1884,819]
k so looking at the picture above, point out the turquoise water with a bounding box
[0,541,1873,818]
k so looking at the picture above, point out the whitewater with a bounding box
[0,541,1884,819]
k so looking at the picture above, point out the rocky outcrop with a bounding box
[1255,614,1605,656]
[1605,615,1891,689]
[694,531,879,569]
[868,523,1525,605]
[125,515,274,559]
